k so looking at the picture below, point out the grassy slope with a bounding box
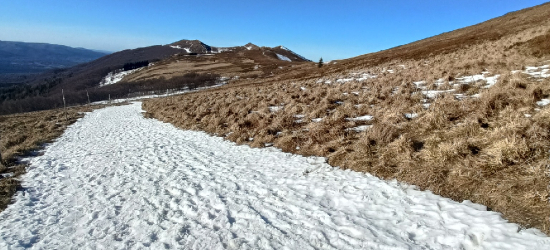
[334,2,550,69]
[143,3,550,233]
[122,46,310,84]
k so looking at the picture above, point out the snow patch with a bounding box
[455,73,500,88]
[170,45,191,53]
[522,65,550,78]
[336,78,354,83]
[276,53,292,62]
[269,106,284,112]
[346,115,374,122]
[413,81,426,88]
[346,125,372,132]
[276,46,310,61]
[99,68,142,87]
[537,99,550,106]
[414,72,500,91]
[311,118,323,122]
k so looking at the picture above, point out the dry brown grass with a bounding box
[142,3,550,234]
[122,45,313,84]
[145,70,550,234]
[0,104,109,211]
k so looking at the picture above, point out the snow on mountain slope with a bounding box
[276,53,292,62]
[276,45,311,62]
[99,68,142,86]
[0,103,548,249]
[166,39,310,62]
[169,45,192,53]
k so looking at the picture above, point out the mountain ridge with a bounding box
[0,41,108,75]
[0,39,311,114]
[167,39,310,62]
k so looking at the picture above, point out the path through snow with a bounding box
[0,103,548,249]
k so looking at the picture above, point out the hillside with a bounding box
[168,39,309,62]
[0,40,309,115]
[0,44,183,114]
[120,41,310,83]
[330,2,550,72]
[142,2,550,234]
[0,41,108,85]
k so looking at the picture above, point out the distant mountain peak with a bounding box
[244,43,260,50]
[270,45,311,62]
[165,39,310,61]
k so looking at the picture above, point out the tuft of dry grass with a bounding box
[143,70,550,233]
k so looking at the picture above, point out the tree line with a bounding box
[0,72,221,115]
[123,61,149,71]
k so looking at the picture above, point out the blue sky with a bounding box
[1,0,548,61]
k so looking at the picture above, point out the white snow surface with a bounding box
[276,53,292,62]
[1,103,549,249]
[268,105,283,112]
[277,46,310,61]
[413,72,499,93]
[99,68,141,87]
[455,73,500,88]
[311,118,323,122]
[345,115,374,122]
[537,99,550,106]
[170,45,191,53]
[346,125,372,132]
[336,78,354,83]
[522,65,550,78]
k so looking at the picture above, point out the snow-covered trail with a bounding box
[1,103,548,250]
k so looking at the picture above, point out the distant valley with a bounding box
[0,41,109,85]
